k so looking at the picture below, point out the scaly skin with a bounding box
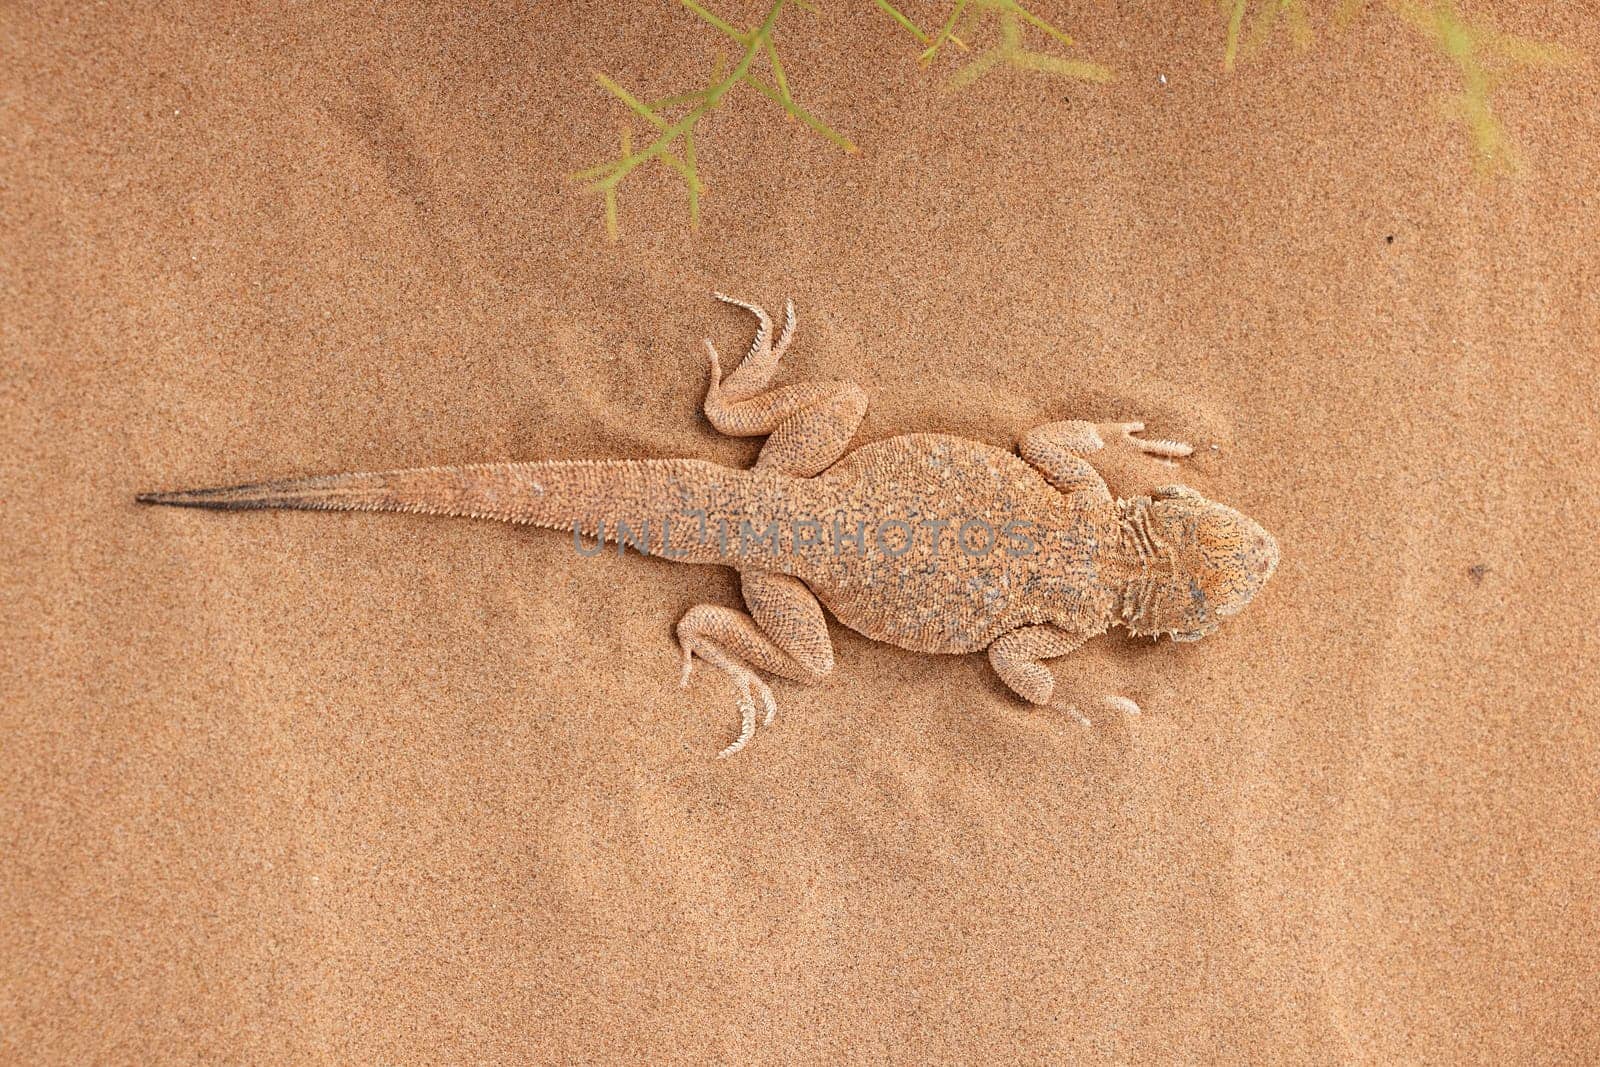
[139,295,1279,757]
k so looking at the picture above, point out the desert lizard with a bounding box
[139,295,1279,757]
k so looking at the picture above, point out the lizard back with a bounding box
[791,434,1118,653]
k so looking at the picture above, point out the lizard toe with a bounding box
[1102,694,1142,716]
[757,680,778,727]
[718,695,759,759]
[1130,433,1194,460]
[1105,420,1194,460]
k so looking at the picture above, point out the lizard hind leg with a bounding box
[987,624,1091,721]
[675,572,835,758]
[700,293,867,477]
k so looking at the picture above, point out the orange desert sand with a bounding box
[3,2,1598,1062]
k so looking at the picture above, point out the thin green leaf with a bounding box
[682,131,701,226]
[646,90,709,111]
[947,47,1004,88]
[742,75,856,151]
[1012,3,1074,49]
[875,0,932,44]
[921,0,971,63]
[571,158,622,182]
[594,72,668,129]
[675,0,746,42]
[1224,0,1247,70]
[766,40,792,103]
[1488,32,1570,69]
[996,7,1021,49]
[1010,51,1114,82]
[658,149,698,184]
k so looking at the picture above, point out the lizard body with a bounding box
[140,295,1279,756]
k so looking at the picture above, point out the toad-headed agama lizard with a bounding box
[139,295,1279,757]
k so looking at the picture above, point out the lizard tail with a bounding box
[136,459,736,554]
[136,463,553,517]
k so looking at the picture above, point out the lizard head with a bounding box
[1118,486,1279,642]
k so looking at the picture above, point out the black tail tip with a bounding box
[134,486,277,510]
[136,490,213,507]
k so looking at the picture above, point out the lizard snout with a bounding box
[1131,499,1279,639]
[1245,525,1279,582]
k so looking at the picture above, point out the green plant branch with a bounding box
[873,0,936,45]
[1219,1,1565,174]
[1011,3,1073,48]
[646,90,709,110]
[1222,0,1310,71]
[881,0,1110,88]
[921,0,972,62]
[1391,0,1568,174]
[575,3,783,189]
[742,75,856,150]
[1224,0,1249,69]
[576,0,855,239]
[590,72,701,188]
[678,0,743,40]
[575,1,1575,238]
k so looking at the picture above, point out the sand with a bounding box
[3,1,1598,1061]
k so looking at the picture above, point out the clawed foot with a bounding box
[1060,693,1144,727]
[705,293,796,402]
[679,640,778,758]
[1099,421,1193,467]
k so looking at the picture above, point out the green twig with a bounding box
[920,0,971,63]
[743,75,857,150]
[676,0,744,41]
[577,0,853,237]
[874,0,934,44]
[887,1,1105,88]
[1224,0,1248,70]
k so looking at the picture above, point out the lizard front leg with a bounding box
[1019,420,1194,501]
[987,624,1088,705]
[677,571,834,758]
[988,625,1151,728]
[702,293,868,476]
